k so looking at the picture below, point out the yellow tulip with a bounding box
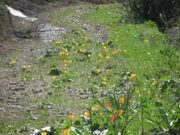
[68,114,75,121]
[41,131,47,135]
[62,128,70,135]
[84,112,90,118]
[119,97,125,105]
[130,73,137,80]
[96,69,101,74]
[117,109,123,116]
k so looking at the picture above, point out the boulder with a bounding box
[0,5,12,41]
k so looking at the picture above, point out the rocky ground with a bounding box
[0,1,110,134]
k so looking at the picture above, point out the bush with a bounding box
[124,0,180,30]
[49,67,61,76]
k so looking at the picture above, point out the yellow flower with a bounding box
[65,52,69,56]
[88,54,91,58]
[144,39,149,44]
[87,75,91,79]
[99,112,104,116]
[52,76,57,80]
[84,112,90,119]
[23,64,31,69]
[105,55,110,60]
[92,104,100,112]
[41,131,47,135]
[98,59,102,63]
[64,63,68,67]
[137,90,141,97]
[59,51,65,56]
[10,60,17,65]
[55,40,63,44]
[119,97,125,105]
[63,70,68,74]
[102,42,105,46]
[68,60,72,64]
[27,65,31,68]
[152,79,158,86]
[123,49,127,52]
[106,69,111,73]
[64,49,68,52]
[130,73,137,80]
[64,60,72,65]
[102,81,107,86]
[79,48,85,53]
[68,114,75,121]
[102,77,108,86]
[84,36,90,43]
[112,50,119,56]
[96,69,101,74]
[62,128,70,135]
[117,109,123,116]
[98,53,103,58]
[102,46,108,52]
[102,77,107,82]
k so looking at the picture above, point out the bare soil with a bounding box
[0,1,109,133]
[0,1,77,131]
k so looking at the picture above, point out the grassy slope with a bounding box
[0,3,179,134]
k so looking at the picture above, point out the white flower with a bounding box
[41,126,51,132]
[93,129,108,135]
[31,129,40,135]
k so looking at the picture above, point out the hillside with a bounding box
[0,1,179,135]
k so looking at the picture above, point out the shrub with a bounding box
[124,0,180,30]
[49,67,61,76]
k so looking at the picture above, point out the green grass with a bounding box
[82,4,123,25]
[110,22,180,80]
[1,3,179,134]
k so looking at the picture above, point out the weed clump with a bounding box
[49,67,61,76]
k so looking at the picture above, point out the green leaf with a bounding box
[96,100,111,113]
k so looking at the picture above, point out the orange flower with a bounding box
[108,103,112,109]
[119,97,125,105]
[92,104,100,112]
[111,114,117,122]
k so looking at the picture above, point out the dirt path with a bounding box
[0,2,109,134]
[0,3,68,129]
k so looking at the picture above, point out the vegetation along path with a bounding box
[0,1,179,135]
